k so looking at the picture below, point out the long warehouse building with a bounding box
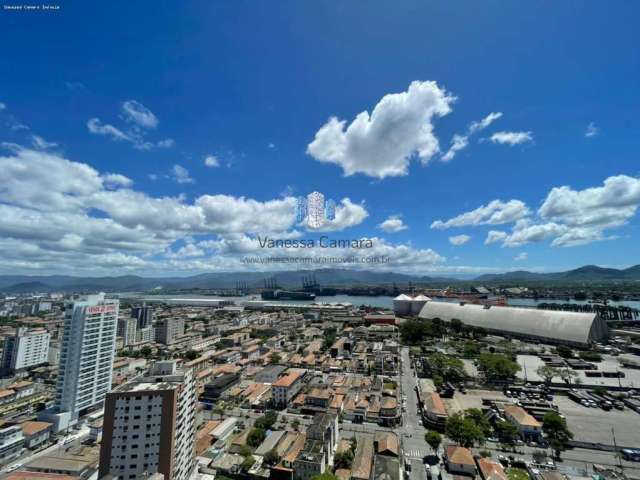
[418,301,608,346]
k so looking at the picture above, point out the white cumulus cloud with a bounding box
[431,200,530,230]
[490,131,533,145]
[204,155,220,168]
[171,164,194,184]
[449,234,471,246]
[585,122,599,138]
[307,80,454,179]
[121,100,159,129]
[378,215,408,233]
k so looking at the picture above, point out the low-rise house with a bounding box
[351,436,374,480]
[195,420,222,456]
[476,457,509,480]
[503,405,542,441]
[374,432,399,457]
[444,445,477,476]
[24,445,99,478]
[20,421,52,449]
[379,396,399,426]
[272,369,307,408]
[423,391,448,429]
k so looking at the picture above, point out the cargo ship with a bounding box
[260,289,316,301]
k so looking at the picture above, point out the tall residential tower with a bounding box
[41,293,119,431]
[99,361,197,480]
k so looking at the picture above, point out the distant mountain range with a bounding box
[0,269,450,293]
[474,264,640,282]
[1,265,639,293]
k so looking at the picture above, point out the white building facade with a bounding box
[43,294,119,431]
[1,327,50,372]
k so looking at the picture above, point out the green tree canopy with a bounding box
[536,366,560,384]
[311,474,340,480]
[425,431,442,451]
[247,427,266,447]
[445,412,485,447]
[254,410,278,430]
[542,411,573,459]
[477,353,521,381]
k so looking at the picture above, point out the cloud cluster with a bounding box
[440,175,640,248]
[307,81,454,179]
[0,145,379,274]
[87,100,173,150]
[431,200,530,230]
[441,112,502,161]
[449,234,471,246]
[490,131,533,145]
[378,215,408,233]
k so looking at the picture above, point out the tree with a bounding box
[556,345,573,359]
[264,448,279,466]
[334,450,354,469]
[238,445,253,458]
[311,474,340,480]
[140,346,152,358]
[536,366,560,385]
[495,420,519,450]
[254,410,278,430]
[213,402,225,420]
[292,419,300,431]
[477,353,521,382]
[184,350,200,361]
[465,408,492,437]
[400,319,434,344]
[428,353,466,383]
[462,341,481,358]
[532,450,548,464]
[445,413,485,447]
[559,368,578,385]
[241,455,256,471]
[542,412,573,459]
[425,431,442,452]
[449,318,464,334]
[578,350,602,362]
[269,352,282,364]
[247,427,266,447]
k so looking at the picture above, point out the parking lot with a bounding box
[554,395,639,446]
[442,388,509,414]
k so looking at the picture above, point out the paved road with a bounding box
[398,347,433,468]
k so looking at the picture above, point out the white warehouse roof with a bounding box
[418,301,608,345]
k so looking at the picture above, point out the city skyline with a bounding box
[1,2,639,276]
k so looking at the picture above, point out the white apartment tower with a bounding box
[1,327,50,372]
[99,361,197,480]
[306,191,325,228]
[42,293,118,431]
[117,317,137,346]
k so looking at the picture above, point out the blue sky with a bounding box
[1,1,639,277]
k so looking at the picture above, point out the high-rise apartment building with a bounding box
[155,318,184,345]
[99,361,197,480]
[40,293,118,431]
[1,327,50,373]
[117,317,137,346]
[131,304,153,329]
